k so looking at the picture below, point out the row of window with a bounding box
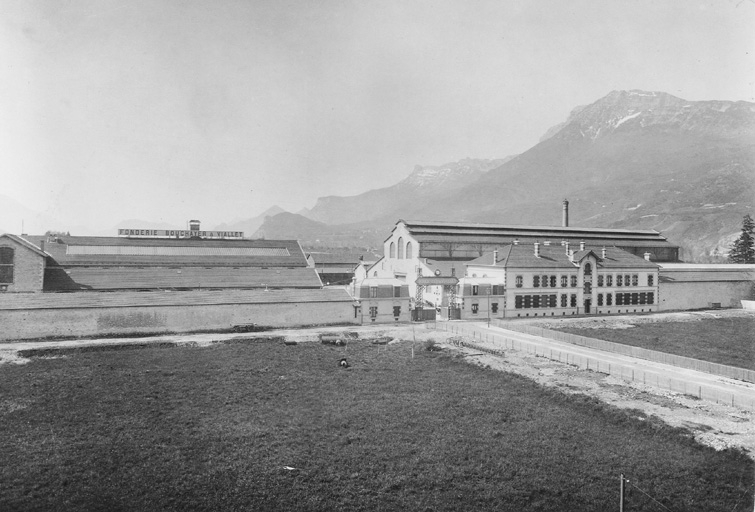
[597,274,654,287]
[471,284,505,295]
[471,303,499,314]
[598,292,655,306]
[515,292,656,309]
[368,306,402,319]
[518,273,655,289]
[389,238,413,259]
[369,286,403,298]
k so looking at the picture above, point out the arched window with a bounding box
[405,241,413,259]
[584,262,592,275]
[397,237,404,259]
[389,242,396,258]
[0,247,14,284]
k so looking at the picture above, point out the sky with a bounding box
[1,0,754,234]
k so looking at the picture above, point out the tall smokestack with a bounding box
[562,199,569,227]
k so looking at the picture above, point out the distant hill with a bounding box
[305,158,515,225]
[212,205,287,235]
[267,90,754,261]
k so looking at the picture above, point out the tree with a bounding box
[728,214,755,263]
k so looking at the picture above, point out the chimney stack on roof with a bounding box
[534,242,540,258]
[189,219,201,232]
[644,252,652,261]
[602,247,607,259]
[564,241,570,255]
[493,249,498,265]
[562,199,569,227]
[513,239,519,245]
[580,241,585,251]
[543,241,551,246]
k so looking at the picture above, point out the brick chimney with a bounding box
[580,241,585,251]
[564,241,570,255]
[493,249,498,265]
[601,247,607,259]
[534,242,540,258]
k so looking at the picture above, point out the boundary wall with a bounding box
[432,323,755,411]
[0,289,357,341]
[493,320,755,384]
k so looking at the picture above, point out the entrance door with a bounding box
[584,298,591,314]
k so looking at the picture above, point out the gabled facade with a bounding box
[0,234,48,293]
[458,242,660,319]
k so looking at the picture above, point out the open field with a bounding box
[548,313,755,371]
[1,336,753,511]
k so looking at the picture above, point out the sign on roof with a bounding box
[118,229,244,239]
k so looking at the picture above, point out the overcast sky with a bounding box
[2,0,754,234]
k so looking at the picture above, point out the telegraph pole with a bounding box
[619,474,625,512]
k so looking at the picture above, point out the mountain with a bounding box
[0,195,60,235]
[252,212,384,250]
[212,205,287,236]
[305,157,514,225]
[277,90,754,261]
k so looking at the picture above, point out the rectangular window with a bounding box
[541,275,548,288]
[570,275,577,287]
[515,296,523,309]
[524,295,532,308]
[616,293,624,305]
[606,293,613,306]
[560,294,567,307]
[560,275,566,287]
[369,286,378,298]
[533,276,540,288]
[625,275,631,287]
[369,306,378,318]
[472,285,479,296]
[647,274,654,286]
[597,293,603,306]
[471,303,479,314]
[491,303,498,313]
[606,275,613,287]
[393,286,401,298]
[631,293,639,305]
[570,294,577,307]
[632,274,638,287]
[393,306,401,317]
[533,295,540,308]
[0,247,13,284]
[550,295,557,308]
[516,275,523,288]
[648,292,654,304]
[639,292,646,305]
[616,275,622,287]
[597,275,604,287]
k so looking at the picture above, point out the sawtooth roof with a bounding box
[43,266,323,291]
[0,288,351,311]
[22,235,308,267]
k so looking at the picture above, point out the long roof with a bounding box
[0,288,351,311]
[22,235,308,267]
[392,220,673,245]
[43,266,323,291]
[466,245,659,270]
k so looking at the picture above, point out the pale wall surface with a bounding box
[0,300,357,341]
[659,281,753,311]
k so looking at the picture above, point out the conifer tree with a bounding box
[728,214,755,263]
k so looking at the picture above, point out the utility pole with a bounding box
[619,474,625,512]
[487,286,491,328]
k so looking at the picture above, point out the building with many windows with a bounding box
[456,242,659,320]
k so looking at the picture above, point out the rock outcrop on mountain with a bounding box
[258,90,755,261]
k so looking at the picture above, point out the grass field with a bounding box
[555,316,755,370]
[1,338,753,511]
